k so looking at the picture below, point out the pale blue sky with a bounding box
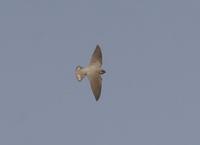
[0,0,200,145]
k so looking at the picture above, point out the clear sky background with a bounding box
[0,0,200,145]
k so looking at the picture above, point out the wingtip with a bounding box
[95,97,100,101]
[94,95,100,101]
[96,44,101,49]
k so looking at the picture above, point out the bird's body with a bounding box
[75,45,105,101]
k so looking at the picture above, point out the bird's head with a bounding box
[75,65,85,81]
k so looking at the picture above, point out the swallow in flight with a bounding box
[75,45,106,101]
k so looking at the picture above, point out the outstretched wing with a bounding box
[89,45,102,66]
[89,73,102,101]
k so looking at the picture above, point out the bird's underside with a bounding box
[75,45,105,101]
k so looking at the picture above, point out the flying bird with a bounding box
[75,45,106,101]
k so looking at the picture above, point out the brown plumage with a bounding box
[75,45,106,101]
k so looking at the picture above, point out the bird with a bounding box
[75,45,106,101]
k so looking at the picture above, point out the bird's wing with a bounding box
[89,45,102,66]
[89,73,102,101]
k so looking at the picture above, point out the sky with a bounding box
[0,0,200,145]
